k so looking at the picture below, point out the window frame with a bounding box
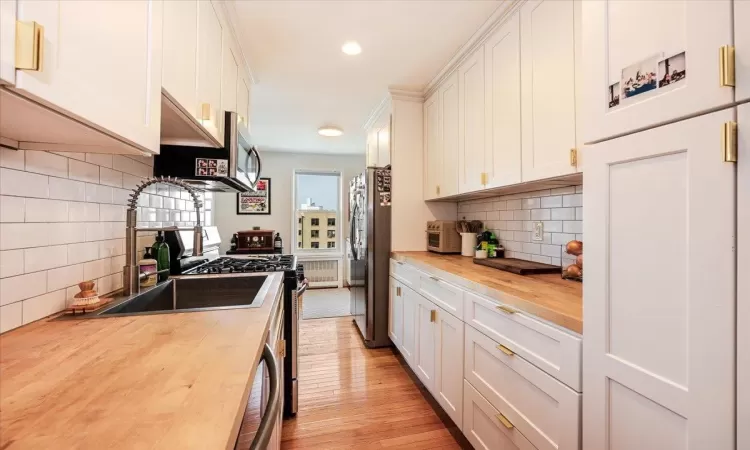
[291,169,343,256]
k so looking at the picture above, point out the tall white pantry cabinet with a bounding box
[582,1,748,449]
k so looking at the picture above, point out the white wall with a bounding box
[214,151,365,254]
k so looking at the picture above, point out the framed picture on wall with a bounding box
[237,178,271,215]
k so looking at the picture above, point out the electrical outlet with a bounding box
[532,222,544,241]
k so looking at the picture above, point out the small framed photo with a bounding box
[658,52,686,88]
[237,178,271,215]
[608,81,620,108]
[621,55,658,102]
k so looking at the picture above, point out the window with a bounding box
[294,170,342,253]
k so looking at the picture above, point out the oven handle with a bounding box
[248,343,280,450]
[296,278,309,297]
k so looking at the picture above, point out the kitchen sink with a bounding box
[90,274,269,317]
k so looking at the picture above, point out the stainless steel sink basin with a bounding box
[84,274,270,318]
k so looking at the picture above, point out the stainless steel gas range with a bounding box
[165,230,306,418]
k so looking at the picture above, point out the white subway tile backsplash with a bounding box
[25,198,68,222]
[506,199,522,210]
[49,177,85,201]
[113,155,150,178]
[48,223,86,245]
[0,196,25,222]
[55,152,85,161]
[0,271,47,306]
[531,255,552,264]
[163,197,175,209]
[85,153,113,168]
[513,210,530,221]
[0,223,49,250]
[122,173,145,190]
[0,168,49,198]
[100,204,125,222]
[137,193,150,207]
[84,258,111,281]
[112,188,131,206]
[25,151,68,178]
[530,209,550,221]
[0,302,22,333]
[0,149,25,170]
[550,207,576,221]
[506,221,523,231]
[522,198,540,210]
[24,245,68,273]
[85,183,113,204]
[551,232,576,245]
[576,207,583,221]
[0,249,24,279]
[69,160,99,183]
[99,167,123,188]
[563,220,583,234]
[111,255,126,274]
[99,239,123,258]
[47,264,83,292]
[540,195,563,208]
[576,185,583,194]
[514,231,531,242]
[22,289,66,324]
[68,242,100,265]
[542,220,563,233]
[563,194,582,207]
[486,210,500,220]
[522,243,540,254]
[550,186,576,195]
[68,202,100,222]
[540,244,562,258]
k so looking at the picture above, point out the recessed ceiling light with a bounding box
[341,41,362,56]
[318,126,343,137]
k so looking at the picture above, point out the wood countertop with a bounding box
[392,252,582,334]
[0,272,285,450]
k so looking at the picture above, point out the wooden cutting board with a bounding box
[473,258,561,275]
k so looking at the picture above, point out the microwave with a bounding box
[426,221,462,254]
[154,111,261,193]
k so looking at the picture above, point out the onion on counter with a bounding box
[563,264,582,279]
[576,254,583,268]
[566,240,583,256]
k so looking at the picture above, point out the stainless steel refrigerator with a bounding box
[349,168,391,348]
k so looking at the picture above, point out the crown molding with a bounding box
[221,1,258,84]
[362,95,391,130]
[388,87,425,103]
[423,0,521,98]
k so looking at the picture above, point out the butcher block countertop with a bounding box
[392,252,582,334]
[0,272,284,450]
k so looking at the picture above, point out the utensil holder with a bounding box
[461,233,477,257]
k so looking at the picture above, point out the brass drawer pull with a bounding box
[496,413,514,429]
[396,286,401,296]
[430,310,437,322]
[429,276,440,282]
[496,305,517,314]
[497,344,514,356]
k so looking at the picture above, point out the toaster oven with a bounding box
[426,221,462,254]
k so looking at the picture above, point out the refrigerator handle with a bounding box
[350,205,358,259]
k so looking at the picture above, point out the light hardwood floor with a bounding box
[281,316,465,449]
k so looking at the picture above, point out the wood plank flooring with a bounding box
[281,316,465,449]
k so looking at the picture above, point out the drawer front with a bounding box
[418,272,464,320]
[464,291,581,391]
[390,259,420,290]
[463,380,537,450]
[464,326,580,450]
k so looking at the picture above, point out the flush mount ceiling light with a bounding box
[318,126,343,137]
[341,41,362,55]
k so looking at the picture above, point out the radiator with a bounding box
[299,259,340,288]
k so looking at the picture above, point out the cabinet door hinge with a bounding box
[570,148,578,167]
[15,21,44,71]
[720,45,736,87]
[722,121,737,162]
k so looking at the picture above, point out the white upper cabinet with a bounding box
[0,0,15,85]
[583,108,736,449]
[196,0,223,142]
[484,10,521,188]
[520,0,580,181]
[366,111,390,168]
[737,1,750,103]
[440,71,459,197]
[377,121,391,167]
[162,0,198,121]
[458,46,485,193]
[424,91,440,200]
[13,0,163,154]
[237,76,251,134]
[582,0,735,144]
[220,36,239,141]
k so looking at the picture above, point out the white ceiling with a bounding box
[229,0,501,155]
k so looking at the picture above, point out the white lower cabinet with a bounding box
[388,277,403,349]
[465,326,580,450]
[463,380,536,450]
[434,305,464,430]
[400,284,417,366]
[414,293,437,391]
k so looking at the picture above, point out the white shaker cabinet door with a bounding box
[424,91,440,200]
[736,0,750,103]
[237,76,251,134]
[434,305,464,430]
[196,0,223,142]
[0,0,15,85]
[737,102,750,450]
[400,285,417,366]
[222,44,238,114]
[388,277,403,349]
[162,0,198,121]
[484,10,521,188]
[458,46,485,193]
[440,71,459,197]
[583,108,736,450]
[15,0,163,154]
[414,294,437,393]
[582,0,734,144]
[520,0,580,182]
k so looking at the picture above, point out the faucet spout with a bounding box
[123,176,204,296]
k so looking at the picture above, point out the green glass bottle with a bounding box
[152,231,170,282]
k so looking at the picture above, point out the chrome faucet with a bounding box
[123,176,204,295]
